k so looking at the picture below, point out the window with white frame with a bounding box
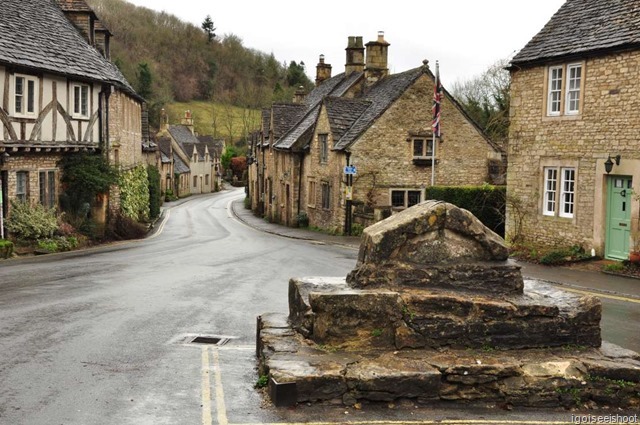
[543,167,575,218]
[16,171,28,202]
[14,75,38,117]
[39,170,56,208]
[412,138,434,159]
[565,64,582,115]
[321,181,330,209]
[71,83,89,118]
[546,63,582,116]
[391,189,422,209]
[319,134,328,163]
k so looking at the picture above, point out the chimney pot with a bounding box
[316,55,332,85]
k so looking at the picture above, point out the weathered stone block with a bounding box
[288,277,348,336]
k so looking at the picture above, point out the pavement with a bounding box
[230,196,640,301]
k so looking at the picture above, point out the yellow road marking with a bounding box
[213,348,229,425]
[234,421,573,425]
[559,285,640,304]
[201,347,213,425]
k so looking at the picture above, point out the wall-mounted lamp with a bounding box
[604,154,621,174]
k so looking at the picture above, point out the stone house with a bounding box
[249,33,503,233]
[507,0,640,260]
[158,111,222,197]
[0,0,146,231]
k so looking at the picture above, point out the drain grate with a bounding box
[170,333,233,347]
[191,336,228,345]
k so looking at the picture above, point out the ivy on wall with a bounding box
[119,165,150,222]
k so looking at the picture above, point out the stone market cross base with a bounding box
[257,280,640,409]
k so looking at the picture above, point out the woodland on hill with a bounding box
[86,0,313,137]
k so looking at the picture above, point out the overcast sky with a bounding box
[126,0,565,86]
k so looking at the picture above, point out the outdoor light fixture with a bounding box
[604,154,621,174]
[0,152,8,165]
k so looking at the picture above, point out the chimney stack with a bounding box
[160,108,169,133]
[365,31,390,85]
[182,110,194,135]
[293,85,307,104]
[345,36,365,75]
[315,54,332,86]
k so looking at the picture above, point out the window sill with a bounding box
[542,114,582,122]
[412,158,439,166]
[71,115,91,121]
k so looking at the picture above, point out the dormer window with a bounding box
[412,138,433,159]
[71,83,90,119]
[14,74,38,118]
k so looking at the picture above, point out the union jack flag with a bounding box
[432,61,443,138]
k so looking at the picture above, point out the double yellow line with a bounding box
[202,346,228,425]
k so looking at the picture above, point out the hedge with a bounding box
[425,185,506,237]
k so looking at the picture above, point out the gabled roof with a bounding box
[274,71,364,150]
[271,103,306,141]
[324,97,371,141]
[197,136,224,157]
[0,0,136,96]
[334,67,424,150]
[173,154,190,174]
[157,137,172,163]
[511,0,640,66]
[54,0,93,13]
[167,125,199,148]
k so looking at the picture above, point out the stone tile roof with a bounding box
[271,103,307,141]
[274,72,364,150]
[324,97,371,141]
[173,154,190,174]
[334,67,424,150]
[157,137,172,162]
[167,125,199,148]
[0,0,135,96]
[197,136,224,157]
[54,0,93,12]
[511,0,640,65]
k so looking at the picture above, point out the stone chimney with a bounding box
[345,36,365,75]
[293,86,307,104]
[94,20,111,59]
[160,108,169,133]
[365,31,390,85]
[181,110,195,135]
[315,55,332,86]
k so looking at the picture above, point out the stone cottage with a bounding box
[249,33,503,233]
[507,0,640,260]
[0,0,147,231]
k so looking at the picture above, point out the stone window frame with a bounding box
[541,163,577,219]
[70,82,90,120]
[390,188,423,210]
[321,181,331,210]
[307,178,317,208]
[205,174,210,186]
[319,134,329,164]
[193,175,198,188]
[13,74,39,118]
[412,137,434,159]
[543,61,585,118]
[38,169,56,208]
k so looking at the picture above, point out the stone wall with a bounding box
[2,153,63,211]
[108,90,142,170]
[507,50,640,252]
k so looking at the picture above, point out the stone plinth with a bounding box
[257,201,639,408]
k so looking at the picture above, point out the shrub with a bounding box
[119,165,150,222]
[60,153,118,214]
[164,189,178,202]
[36,236,79,253]
[351,223,365,236]
[296,212,309,228]
[0,239,14,259]
[425,184,506,236]
[6,200,58,240]
[106,213,148,240]
[244,196,251,209]
[147,165,162,219]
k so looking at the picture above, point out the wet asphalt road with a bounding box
[0,188,638,425]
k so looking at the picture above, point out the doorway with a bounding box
[605,176,633,259]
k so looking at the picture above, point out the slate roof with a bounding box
[55,0,93,12]
[274,71,364,150]
[324,97,371,141]
[157,137,172,163]
[173,154,190,174]
[271,103,307,141]
[333,67,424,150]
[0,0,136,96]
[511,0,640,65]
[197,136,224,158]
[167,125,199,148]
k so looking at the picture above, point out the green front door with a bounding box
[605,176,633,259]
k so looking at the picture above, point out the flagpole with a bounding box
[431,61,440,187]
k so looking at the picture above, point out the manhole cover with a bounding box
[170,333,233,347]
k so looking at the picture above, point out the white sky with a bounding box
[126,0,566,86]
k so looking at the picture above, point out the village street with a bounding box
[0,188,639,425]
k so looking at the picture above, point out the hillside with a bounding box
[85,0,312,131]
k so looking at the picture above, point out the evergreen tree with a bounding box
[136,62,153,100]
[201,15,216,42]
